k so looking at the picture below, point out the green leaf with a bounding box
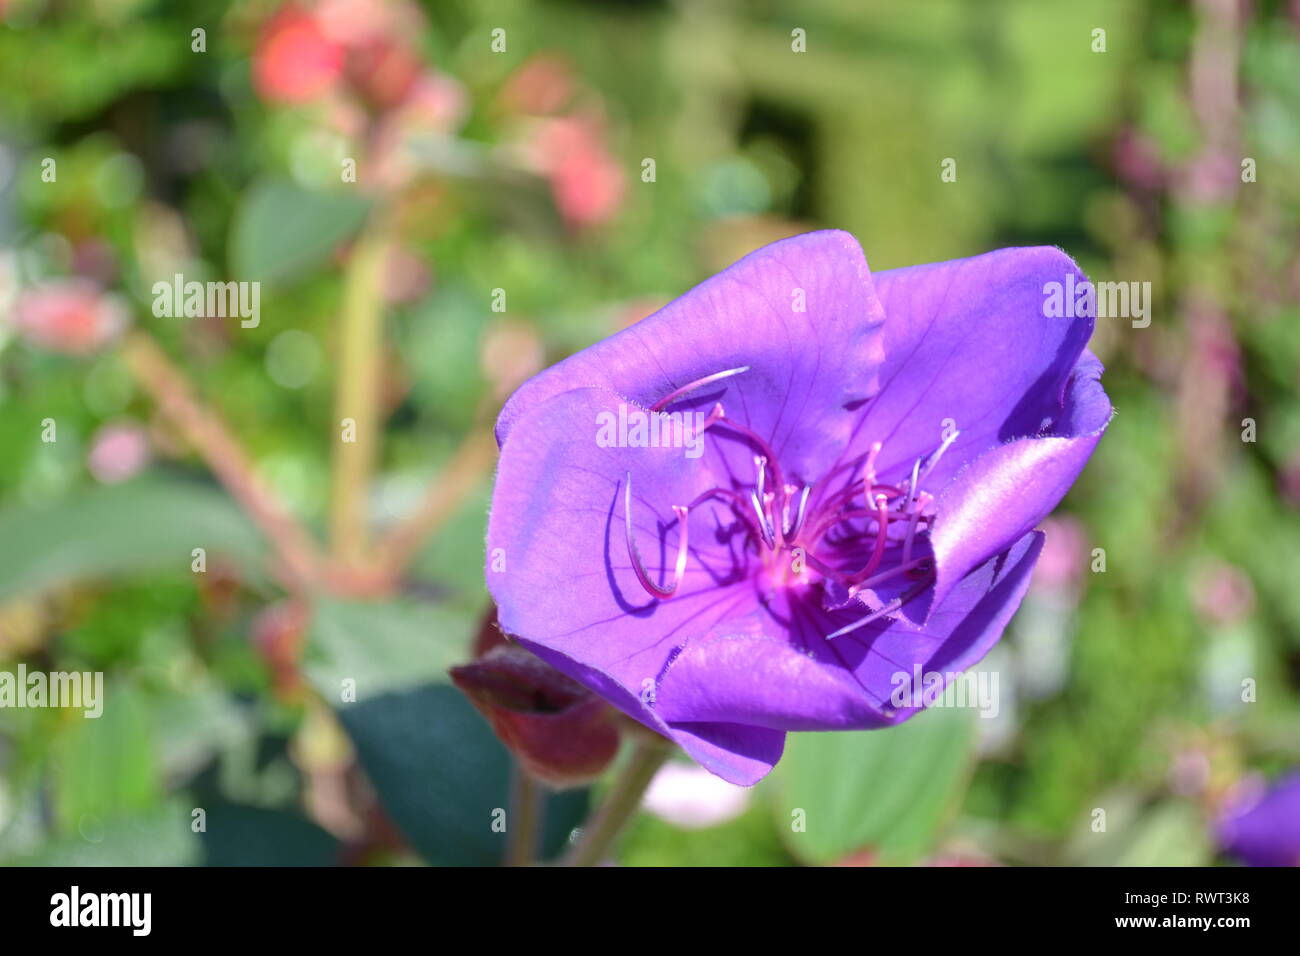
[198,804,341,867]
[1068,796,1212,867]
[764,707,976,865]
[229,179,372,287]
[0,478,266,603]
[304,597,476,702]
[48,680,160,836]
[335,683,585,866]
[4,805,201,867]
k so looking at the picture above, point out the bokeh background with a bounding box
[1,0,1297,866]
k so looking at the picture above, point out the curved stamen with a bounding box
[825,573,935,640]
[618,409,953,611]
[856,555,932,591]
[807,552,934,592]
[708,415,787,516]
[863,441,882,504]
[751,491,775,549]
[902,490,934,565]
[624,472,690,599]
[686,485,765,543]
[802,550,853,585]
[818,480,904,517]
[905,457,921,504]
[829,508,933,526]
[785,484,811,538]
[650,366,751,412]
[917,429,960,486]
[847,494,891,585]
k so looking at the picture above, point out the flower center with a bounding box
[623,368,960,639]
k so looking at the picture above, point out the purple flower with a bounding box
[486,231,1110,785]
[1216,772,1300,867]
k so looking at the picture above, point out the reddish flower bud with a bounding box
[10,279,128,355]
[451,641,620,789]
[527,115,626,230]
[251,600,310,699]
[346,37,422,111]
[253,3,346,105]
[499,54,577,116]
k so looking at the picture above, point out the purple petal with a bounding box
[487,386,759,733]
[654,531,1044,732]
[1216,772,1300,867]
[514,639,785,786]
[823,247,1110,619]
[496,230,886,485]
[830,246,1102,494]
[927,354,1108,615]
[669,723,786,787]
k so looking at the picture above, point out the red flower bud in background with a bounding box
[498,54,577,116]
[9,279,128,355]
[253,0,432,113]
[527,115,626,230]
[451,613,620,789]
[346,35,422,111]
[253,3,346,105]
[252,600,311,700]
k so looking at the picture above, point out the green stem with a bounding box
[562,735,671,867]
[328,220,390,565]
[505,765,544,867]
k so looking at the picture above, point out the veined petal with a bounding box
[654,531,1043,735]
[495,230,886,484]
[926,354,1109,615]
[668,722,786,788]
[487,386,759,732]
[827,246,1098,501]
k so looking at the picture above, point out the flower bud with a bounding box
[450,640,619,789]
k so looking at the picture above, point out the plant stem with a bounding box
[329,222,390,566]
[372,430,497,579]
[505,765,545,867]
[562,735,671,867]
[122,332,321,593]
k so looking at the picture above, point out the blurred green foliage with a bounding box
[1,0,1297,866]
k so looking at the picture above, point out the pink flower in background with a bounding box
[10,279,128,355]
[642,762,751,829]
[394,71,468,134]
[480,318,544,400]
[498,53,627,229]
[1031,516,1088,596]
[316,0,421,47]
[368,70,470,188]
[1189,559,1255,628]
[529,115,626,230]
[345,32,423,110]
[87,422,151,484]
[254,0,430,111]
[1112,126,1165,192]
[382,245,433,304]
[253,3,346,104]
[499,54,578,116]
